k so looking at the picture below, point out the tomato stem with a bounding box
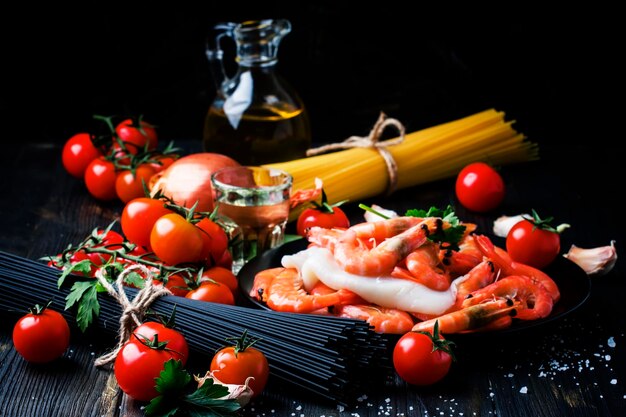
[414,320,457,361]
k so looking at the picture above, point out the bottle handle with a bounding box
[206,22,237,90]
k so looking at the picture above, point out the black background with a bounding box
[1,2,622,163]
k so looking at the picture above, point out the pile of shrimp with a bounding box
[250,216,560,335]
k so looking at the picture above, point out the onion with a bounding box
[149,153,240,212]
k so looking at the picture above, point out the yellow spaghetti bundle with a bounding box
[266,109,537,204]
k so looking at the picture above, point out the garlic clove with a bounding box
[195,371,254,407]
[364,205,399,222]
[492,214,529,238]
[563,241,617,276]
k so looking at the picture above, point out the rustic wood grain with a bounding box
[0,142,624,417]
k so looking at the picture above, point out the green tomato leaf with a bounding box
[57,259,93,288]
[123,271,146,289]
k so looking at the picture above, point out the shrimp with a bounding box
[411,299,519,334]
[459,316,513,333]
[263,267,355,313]
[333,217,440,276]
[454,260,497,303]
[309,281,367,305]
[335,304,415,334]
[474,235,560,302]
[250,267,282,302]
[462,275,554,320]
[441,231,482,275]
[405,242,451,291]
[348,216,424,243]
[307,227,346,251]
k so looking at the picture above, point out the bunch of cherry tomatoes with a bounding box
[61,116,178,203]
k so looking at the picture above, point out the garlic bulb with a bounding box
[563,241,617,276]
[492,214,528,238]
[195,371,254,407]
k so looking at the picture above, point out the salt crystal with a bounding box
[337,405,345,412]
[611,379,617,384]
[508,373,514,377]
[385,398,391,403]
[489,393,495,398]
[296,406,302,411]
[605,355,612,361]
[409,406,414,410]
[608,337,616,348]
[520,386,528,394]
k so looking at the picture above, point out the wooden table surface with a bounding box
[0,140,624,417]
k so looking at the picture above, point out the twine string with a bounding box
[93,264,171,367]
[306,112,405,194]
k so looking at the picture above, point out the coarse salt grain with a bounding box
[520,386,528,394]
[608,337,616,348]
[605,355,612,361]
[611,379,617,384]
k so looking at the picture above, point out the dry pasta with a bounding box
[266,109,537,204]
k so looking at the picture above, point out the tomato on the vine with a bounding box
[393,321,455,386]
[133,321,188,366]
[150,213,204,265]
[62,133,103,178]
[13,302,70,363]
[115,118,158,153]
[185,281,234,305]
[200,266,238,294]
[455,162,505,212]
[296,191,350,237]
[114,333,184,401]
[196,217,229,264]
[122,198,173,249]
[115,164,157,203]
[506,209,569,269]
[210,330,269,397]
[84,157,118,201]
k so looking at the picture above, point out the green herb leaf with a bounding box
[123,271,146,289]
[405,205,466,251]
[65,280,100,332]
[57,259,93,288]
[145,359,240,417]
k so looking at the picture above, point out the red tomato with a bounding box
[62,133,103,178]
[506,211,564,269]
[153,273,189,297]
[121,198,173,248]
[185,281,234,305]
[195,218,229,264]
[393,324,454,386]
[150,213,204,265]
[115,164,157,203]
[210,331,269,397]
[149,154,178,173]
[13,304,70,363]
[201,266,238,294]
[115,118,158,153]
[114,334,183,401]
[296,206,350,237]
[133,322,188,366]
[84,157,118,201]
[455,162,505,212]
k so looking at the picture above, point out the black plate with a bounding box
[238,239,591,334]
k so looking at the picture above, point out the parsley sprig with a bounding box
[145,359,240,417]
[404,205,466,251]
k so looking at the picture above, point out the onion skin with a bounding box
[149,153,240,212]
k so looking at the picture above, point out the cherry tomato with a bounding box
[115,118,158,153]
[62,133,103,178]
[153,273,189,297]
[114,334,183,401]
[196,218,229,264]
[506,210,564,269]
[393,323,455,386]
[210,331,269,397]
[13,303,70,363]
[84,157,118,201]
[121,198,173,249]
[150,213,204,265]
[296,206,350,237]
[133,321,188,366]
[201,266,238,294]
[115,164,157,203]
[149,154,178,173]
[455,162,505,212]
[185,281,234,305]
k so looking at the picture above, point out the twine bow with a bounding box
[306,112,405,194]
[93,264,171,367]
